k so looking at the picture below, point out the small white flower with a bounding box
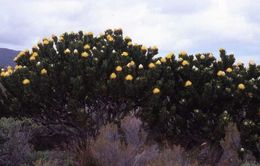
[112,50,116,54]
[93,47,97,50]
[138,64,144,69]
[36,62,41,66]
[194,109,199,113]
[249,60,255,66]
[192,66,198,71]
[200,55,205,60]
[73,49,78,54]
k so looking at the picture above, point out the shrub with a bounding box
[0,29,259,157]
[73,115,197,166]
[0,117,36,166]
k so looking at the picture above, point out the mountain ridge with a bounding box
[0,48,19,67]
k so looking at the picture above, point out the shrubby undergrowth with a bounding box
[0,29,259,163]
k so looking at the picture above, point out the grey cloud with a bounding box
[0,0,260,63]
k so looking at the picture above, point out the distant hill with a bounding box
[0,48,19,67]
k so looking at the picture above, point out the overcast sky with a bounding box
[1,0,260,63]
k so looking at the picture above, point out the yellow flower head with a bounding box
[152,88,160,94]
[106,35,114,42]
[32,52,38,58]
[155,60,161,65]
[200,54,205,60]
[116,66,123,72]
[151,45,158,51]
[30,56,36,61]
[160,57,166,63]
[121,52,128,57]
[238,83,245,90]
[64,49,71,54]
[124,36,131,41]
[226,67,233,73]
[125,74,133,81]
[110,72,117,79]
[141,45,147,52]
[0,72,5,77]
[40,68,47,75]
[59,36,64,42]
[43,39,49,45]
[148,62,156,69]
[127,42,133,46]
[22,79,30,85]
[181,60,189,66]
[165,52,174,60]
[219,48,225,52]
[209,53,213,58]
[7,66,12,70]
[236,61,243,66]
[184,80,192,87]
[130,61,135,66]
[14,65,22,71]
[217,70,225,77]
[81,52,89,58]
[87,32,93,36]
[179,51,188,57]
[84,44,90,50]
[17,51,25,59]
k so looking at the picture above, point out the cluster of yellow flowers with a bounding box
[30,52,38,61]
[127,61,135,68]
[0,66,13,77]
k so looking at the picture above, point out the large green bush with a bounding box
[0,29,259,158]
